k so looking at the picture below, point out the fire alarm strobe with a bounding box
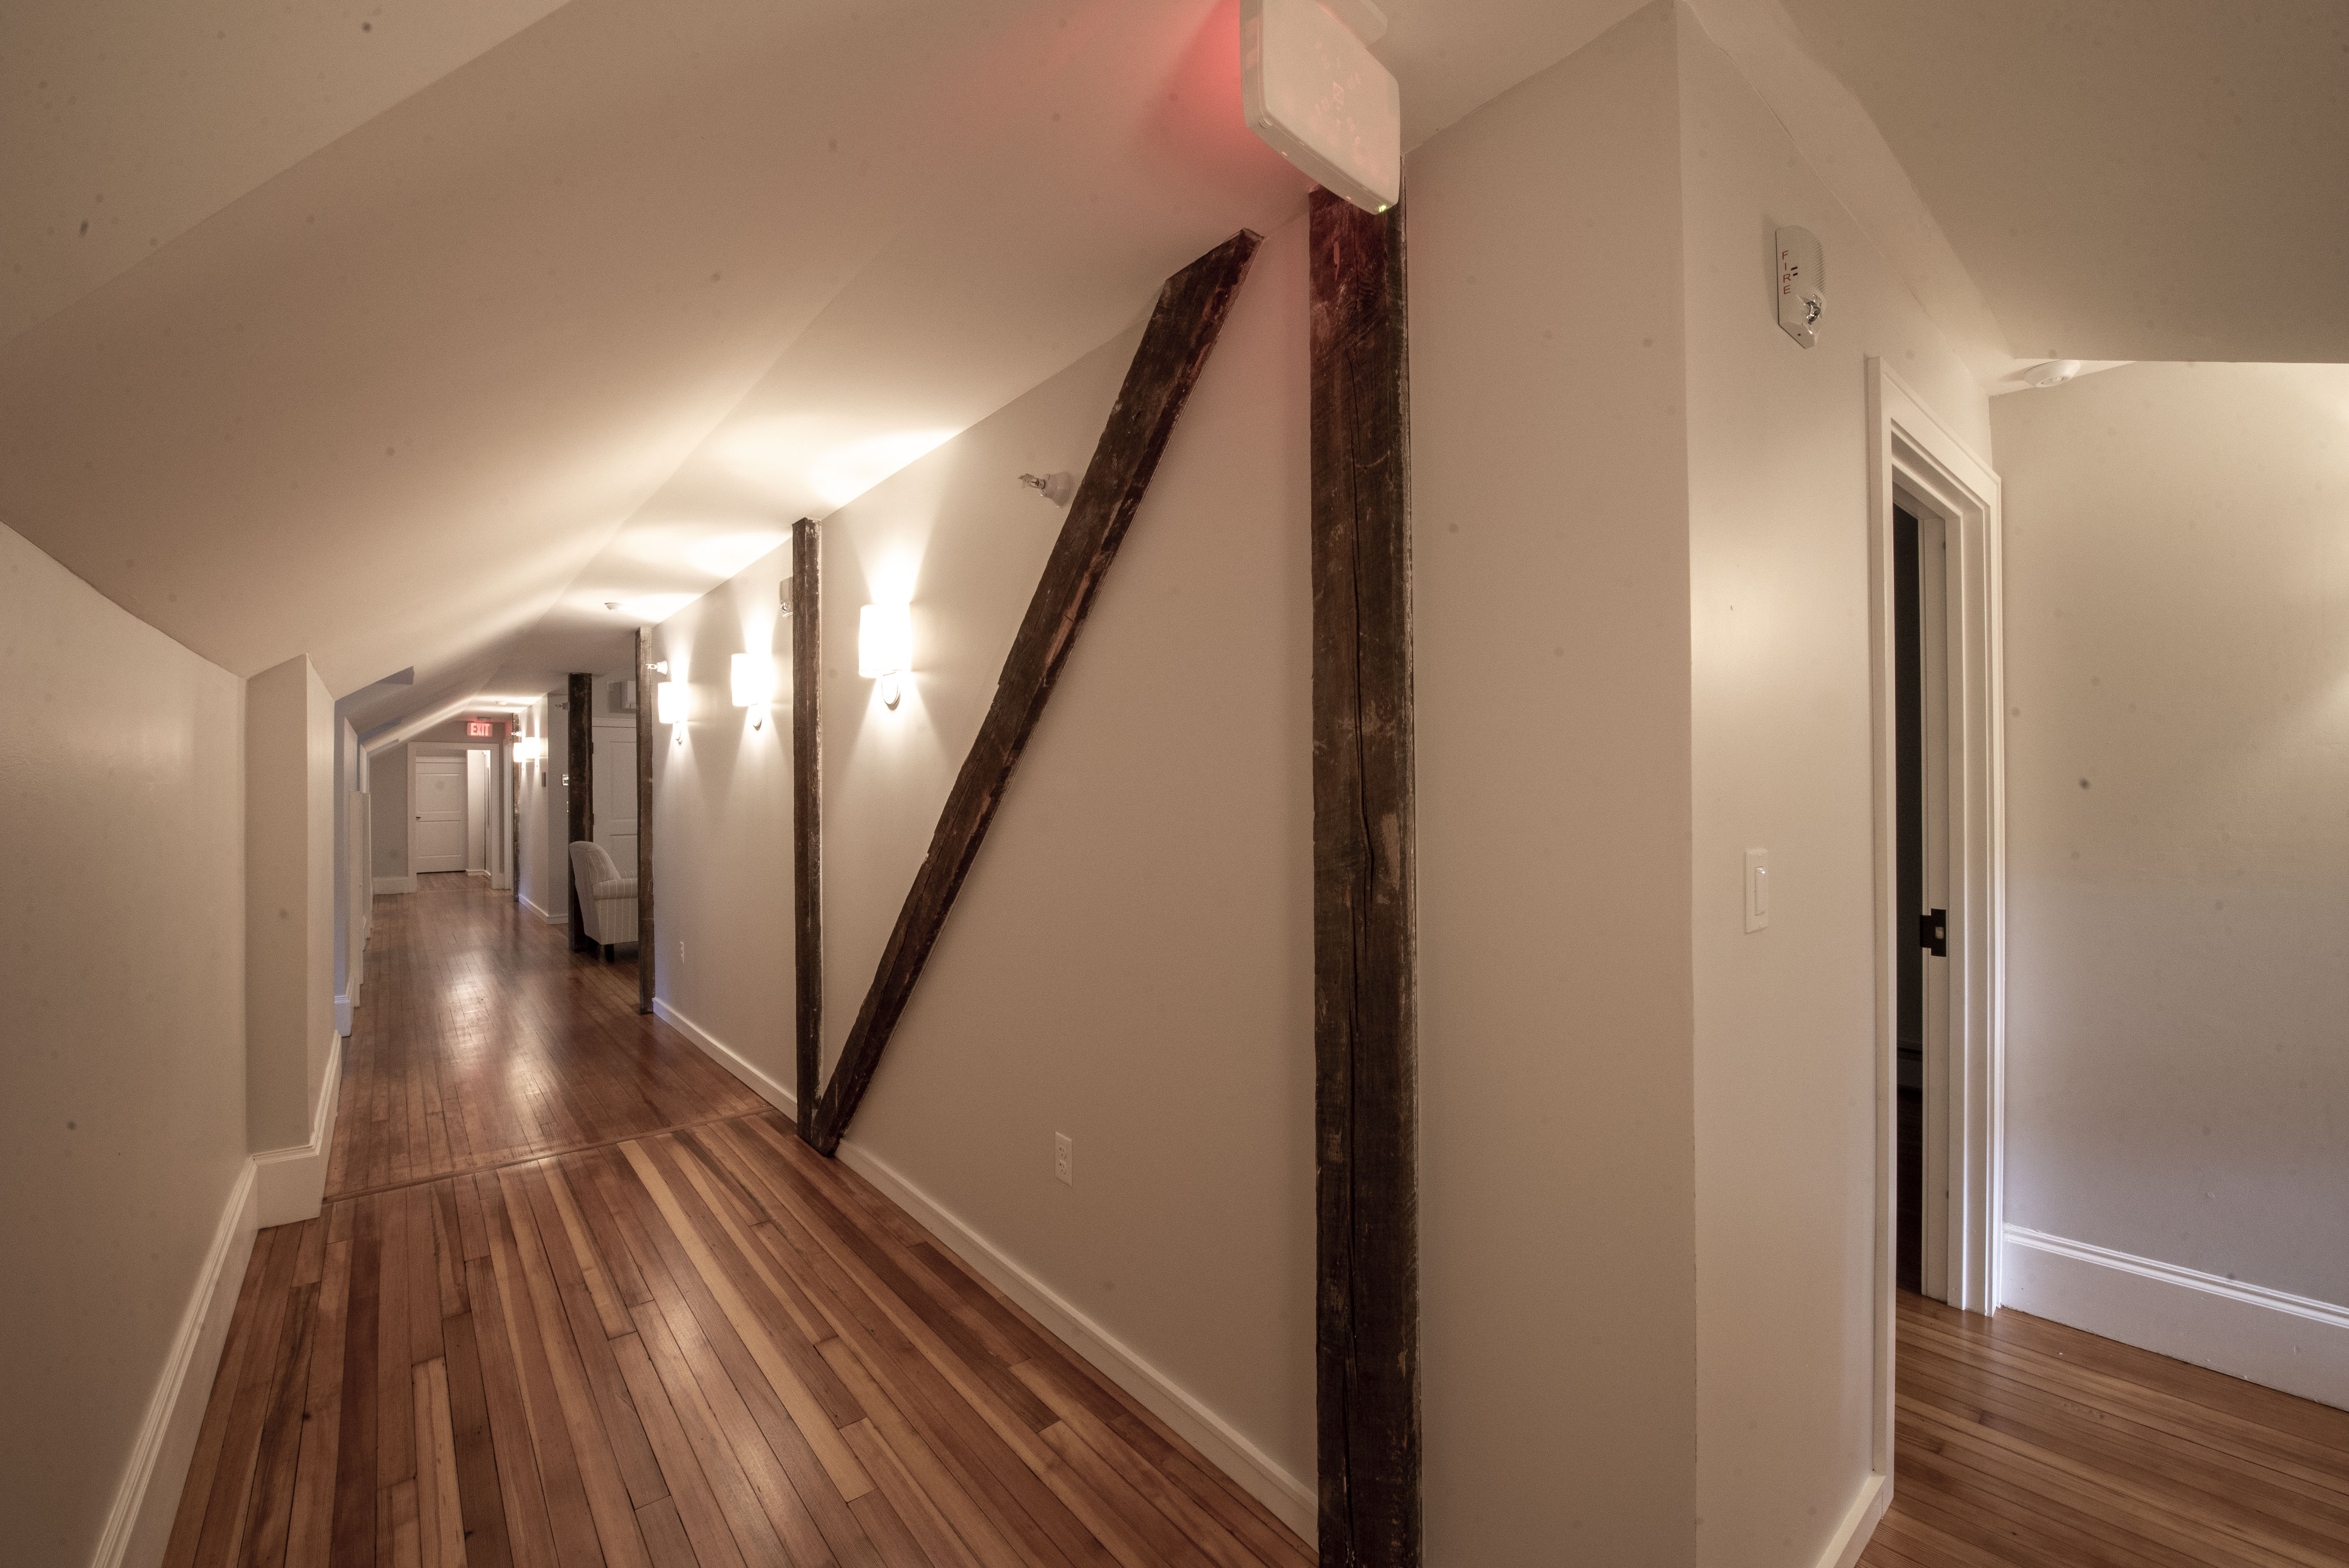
[1777,226,1825,348]
[1241,0,1400,216]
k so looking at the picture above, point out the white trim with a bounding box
[89,1162,260,1568]
[253,1032,343,1228]
[372,874,416,896]
[1866,360,2007,1491]
[521,891,567,925]
[650,998,1317,1539]
[2003,1227,2349,1413]
[1815,1472,1891,1568]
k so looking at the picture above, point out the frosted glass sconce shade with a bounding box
[656,680,686,724]
[513,736,545,762]
[731,653,777,717]
[859,602,912,710]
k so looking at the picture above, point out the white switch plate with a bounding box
[1744,848,1770,932]
[1054,1132,1073,1187]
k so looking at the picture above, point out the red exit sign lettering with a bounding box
[467,719,494,738]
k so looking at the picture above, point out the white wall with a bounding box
[0,520,250,1565]
[371,739,410,881]
[1408,7,1699,1561]
[1994,362,2349,1380]
[246,652,336,1153]
[653,218,1320,1518]
[1674,11,1989,1566]
[517,696,562,923]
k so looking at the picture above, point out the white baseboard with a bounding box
[2003,1225,2349,1412]
[371,875,416,895]
[1814,1471,1889,1568]
[655,997,795,1112]
[334,993,352,1037]
[253,1032,343,1228]
[521,891,567,925]
[649,996,1317,1540]
[91,1162,260,1568]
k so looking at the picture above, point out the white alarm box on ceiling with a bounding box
[1241,0,1401,215]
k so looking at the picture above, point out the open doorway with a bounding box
[1893,499,1951,1299]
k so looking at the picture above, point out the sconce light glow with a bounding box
[731,653,778,726]
[656,680,686,725]
[859,602,913,710]
[513,736,545,763]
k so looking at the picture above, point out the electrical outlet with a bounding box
[1053,1133,1073,1187]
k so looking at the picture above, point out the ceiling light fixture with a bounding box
[2022,359,2083,388]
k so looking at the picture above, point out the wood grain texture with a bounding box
[638,625,658,1016]
[1857,1290,2349,1568]
[323,874,765,1201]
[1306,186,1417,1568]
[791,515,823,1142]
[568,672,594,952]
[809,228,1263,1155]
[168,873,1308,1566]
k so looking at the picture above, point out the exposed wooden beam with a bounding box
[566,671,594,953]
[791,517,823,1142]
[809,228,1263,1155]
[1308,186,1419,1568]
[636,629,656,1014]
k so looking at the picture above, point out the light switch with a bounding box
[1744,848,1770,933]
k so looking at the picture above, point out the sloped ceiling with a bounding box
[1,0,2339,742]
[1776,0,2349,365]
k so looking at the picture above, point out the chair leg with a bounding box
[602,943,614,962]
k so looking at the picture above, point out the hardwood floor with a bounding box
[325,873,768,1202]
[1864,1290,2349,1567]
[166,874,1314,1568]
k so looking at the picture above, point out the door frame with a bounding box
[1866,360,2007,1450]
[408,741,504,883]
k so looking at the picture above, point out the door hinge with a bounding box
[1920,909,1948,957]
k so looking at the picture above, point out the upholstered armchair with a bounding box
[567,839,639,959]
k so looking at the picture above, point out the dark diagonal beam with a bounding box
[808,228,1262,1154]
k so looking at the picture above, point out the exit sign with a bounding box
[467,719,494,738]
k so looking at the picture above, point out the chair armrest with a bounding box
[592,876,638,901]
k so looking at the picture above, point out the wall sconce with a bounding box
[859,603,912,710]
[731,652,778,727]
[656,680,686,725]
[513,736,545,763]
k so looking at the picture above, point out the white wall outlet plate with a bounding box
[1240,0,1400,215]
[1054,1132,1073,1187]
[1745,848,1770,932]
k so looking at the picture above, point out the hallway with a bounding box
[162,878,1313,1568]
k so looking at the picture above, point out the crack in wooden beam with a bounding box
[807,228,1264,1155]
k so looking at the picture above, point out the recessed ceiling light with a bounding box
[2022,360,2082,388]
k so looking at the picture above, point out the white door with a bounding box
[412,755,468,873]
[593,727,638,874]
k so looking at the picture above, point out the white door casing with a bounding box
[410,754,467,873]
[1867,359,2007,1475]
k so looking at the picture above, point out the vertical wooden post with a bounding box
[791,518,823,1142]
[567,672,594,953]
[1309,186,1419,1568]
[636,629,657,1014]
